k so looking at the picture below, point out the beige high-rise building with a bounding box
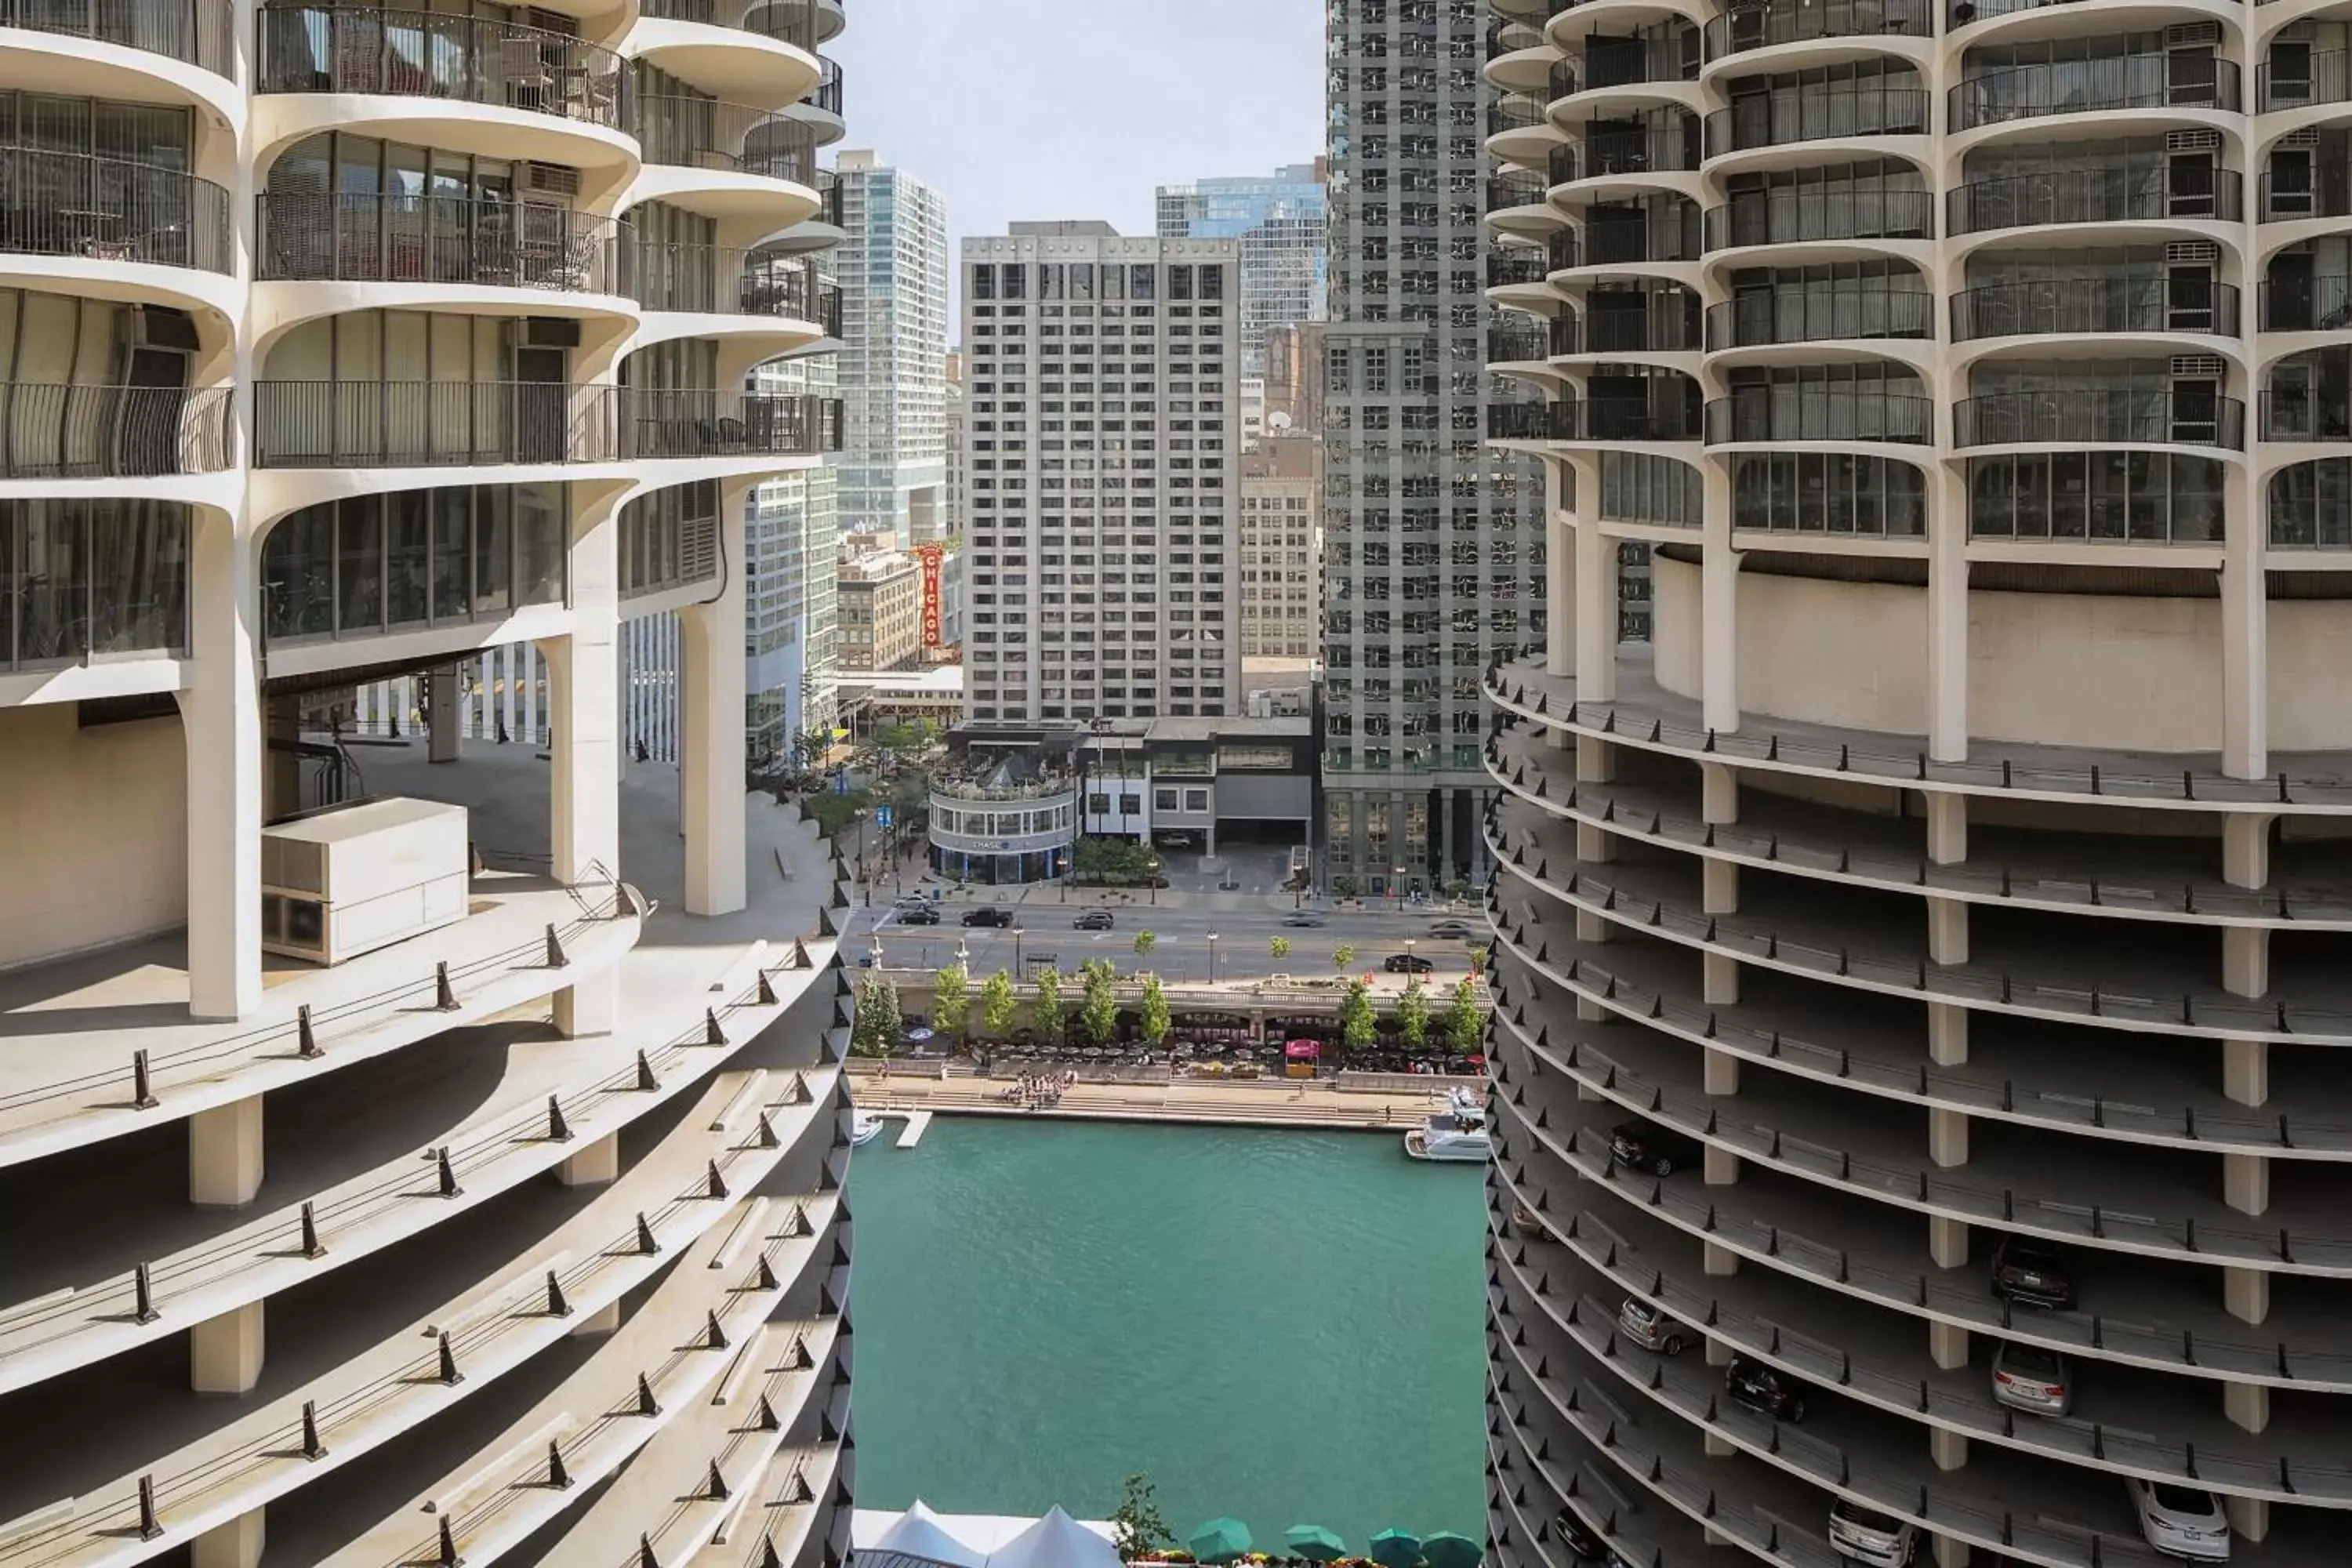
[837,546,925,671]
[1240,434,1323,662]
[0,1,857,1561]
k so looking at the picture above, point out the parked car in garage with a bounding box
[1607,1119,1704,1178]
[1989,1236,2078,1309]
[1617,1296,1687,1356]
[1722,1354,1808,1422]
[1989,1340,2072,1416]
[1828,1500,1918,1566]
[2123,1478,2230,1561]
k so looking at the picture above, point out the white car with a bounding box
[1827,1500,1917,1566]
[2124,1478,2231,1561]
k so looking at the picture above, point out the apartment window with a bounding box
[264,481,566,641]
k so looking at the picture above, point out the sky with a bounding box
[829,0,1325,262]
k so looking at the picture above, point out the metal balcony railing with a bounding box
[1954,389,2247,450]
[1488,171,1549,211]
[1705,187,1935,249]
[1552,128,1700,182]
[1951,278,2241,340]
[254,380,622,468]
[0,382,230,476]
[1488,248,1552,286]
[1487,397,1701,441]
[1581,216,1705,264]
[1951,55,2241,131]
[1947,166,2241,234]
[0,146,231,273]
[1489,93,1548,135]
[0,0,229,74]
[1580,39,1693,91]
[1705,85,1929,154]
[807,56,843,115]
[2259,274,2352,332]
[2259,390,2352,441]
[1490,324,1553,362]
[256,191,629,293]
[643,0,830,49]
[1704,390,1934,444]
[1486,17,1545,58]
[1708,0,1931,58]
[1704,288,1934,350]
[256,5,630,131]
[1547,60,1580,100]
[635,94,818,182]
[815,168,844,226]
[1555,310,1703,354]
[622,390,842,458]
[2258,48,2352,111]
[631,243,829,319]
[2259,169,2352,223]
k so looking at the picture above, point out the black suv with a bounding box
[1607,1119,1705,1178]
[1724,1354,1808,1423]
[1073,910,1114,930]
[1385,953,1435,973]
[960,907,1016,927]
[1989,1236,2078,1309]
[896,906,939,926]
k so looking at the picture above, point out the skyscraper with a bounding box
[960,224,1244,720]
[1323,0,1545,897]
[1157,162,1330,378]
[836,150,951,547]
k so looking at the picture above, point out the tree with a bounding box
[1332,874,1360,899]
[979,970,1018,1041]
[1109,1473,1171,1563]
[1268,935,1292,963]
[1132,931,1156,965]
[1339,978,1378,1054]
[851,971,902,1058]
[1032,964,1065,1041]
[1080,959,1120,1046]
[1140,974,1171,1048]
[932,965,970,1048]
[1332,942,1357,973]
[1397,975,1430,1050]
[1445,977,1486,1054]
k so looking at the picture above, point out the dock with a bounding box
[853,1076,1447,1134]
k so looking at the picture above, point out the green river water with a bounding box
[845,1118,1489,1548]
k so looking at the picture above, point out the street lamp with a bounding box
[1147,852,1160,907]
[869,933,884,971]
[1394,865,1407,908]
[955,935,971,976]
[1207,931,1220,985]
[855,808,872,908]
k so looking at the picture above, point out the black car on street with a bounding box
[960,907,1017,927]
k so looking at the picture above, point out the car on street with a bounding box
[1617,1295,1686,1355]
[1281,913,1326,927]
[1073,911,1114,930]
[1608,1119,1704,1178]
[1828,1500,1918,1566]
[1989,1236,2078,1309]
[892,895,929,912]
[2123,1478,2231,1561]
[1384,953,1435,973]
[1427,920,1477,939]
[895,907,940,926]
[960,907,1017,927]
[1723,1353,1808,1423]
[1989,1340,2072,1416]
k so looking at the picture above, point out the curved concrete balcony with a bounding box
[252,379,628,476]
[1948,56,2244,139]
[1548,129,1703,201]
[622,388,841,467]
[1702,288,1934,359]
[1702,389,1933,446]
[1947,169,2244,246]
[624,9,819,111]
[1951,278,2242,354]
[1483,650,2352,813]
[0,1,238,126]
[1701,85,1930,175]
[1953,389,2248,453]
[1700,191,1936,269]
[0,147,239,320]
[1702,0,1933,69]
[0,382,231,483]
[1488,396,1703,446]
[632,95,819,229]
[626,243,836,351]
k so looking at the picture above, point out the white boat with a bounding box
[1405,1088,1492,1162]
[852,1113,887,1147]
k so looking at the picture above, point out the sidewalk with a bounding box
[853,1072,1457,1133]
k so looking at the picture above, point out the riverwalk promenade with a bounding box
[848,1063,1478,1133]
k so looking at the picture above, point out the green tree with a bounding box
[1445,976,1486,1054]
[1332,942,1357,973]
[1268,935,1292,963]
[1397,975,1430,1050]
[1109,1473,1171,1563]
[979,970,1018,1041]
[932,965,970,1047]
[1139,973,1171,1048]
[1339,978,1379,1054]
[1080,959,1120,1046]
[1332,874,1360,899]
[851,971,902,1058]
[1131,931,1156,965]
[1032,964,1065,1041]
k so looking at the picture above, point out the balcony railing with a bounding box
[2259,274,2352,332]
[1947,167,2241,234]
[1547,60,1580,100]
[2258,49,2352,111]
[257,191,628,293]
[806,56,842,115]
[0,0,230,74]
[2260,390,2352,441]
[1554,310,1703,353]
[1490,324,1553,362]
[622,390,842,458]
[256,6,630,131]
[1486,17,1545,58]
[1950,278,2241,340]
[1708,0,1931,56]
[1580,40,1693,91]
[1705,390,1934,444]
[1551,129,1699,182]
[645,0,829,49]
[1487,171,1549,211]
[1953,390,2247,450]
[1951,56,2241,131]
[1489,93,1548,135]
[1487,248,1552,286]
[1704,188,1935,248]
[0,382,230,476]
[815,169,843,226]
[636,94,818,182]
[2259,170,2352,223]
[1704,288,1934,350]
[632,244,829,319]
[0,146,232,274]
[1704,85,1929,154]
[1577,215,1705,264]
[1487,397,1700,441]
[254,380,622,468]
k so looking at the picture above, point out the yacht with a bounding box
[852,1113,887,1148]
[1405,1089,1493,1163]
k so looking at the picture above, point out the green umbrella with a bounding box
[1420,1534,1481,1568]
[1191,1519,1254,1564]
[1286,1527,1348,1563]
[1367,1531,1422,1568]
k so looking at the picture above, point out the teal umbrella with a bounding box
[1421,1534,1481,1568]
[1191,1519,1254,1564]
[1368,1530,1422,1568]
[1286,1527,1348,1563]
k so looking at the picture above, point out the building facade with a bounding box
[1157,162,1331,379]
[837,546,924,671]
[960,223,1244,722]
[836,149,949,547]
[1480,1,2352,1566]
[942,346,968,546]
[1240,434,1323,662]
[1323,0,1547,898]
[0,1,857,1562]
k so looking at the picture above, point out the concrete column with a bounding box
[1929,1108,1969,1169]
[1576,909,1612,944]
[1576,735,1613,784]
[1704,1048,1739,1096]
[1704,1241,1739,1278]
[541,628,619,887]
[1929,1426,1967,1472]
[2223,927,2269,998]
[680,492,751,916]
[1703,858,1737,914]
[1703,1332,1737,1448]
[1576,822,1615,864]
[2223,813,2273,890]
[1700,468,1739,735]
[2219,492,2267,782]
[1933,1534,1970,1568]
[179,512,265,1022]
[1923,792,1966,866]
[1927,466,1969,762]
[1705,1332,1733,1364]
[189,1098,264,1208]
[191,1301,264,1396]
[1929,1216,1969,1270]
[2224,1038,2268,1107]
[2224,1152,2270,1217]
[1700,761,1739,826]
[2225,1377,2270,1436]
[191,1508,265,1568]
[1929,1004,1968,1066]
[557,1131,619,1189]
[1704,1430,1737,1457]
[1703,951,1740,1006]
[1929,1319,1969,1371]
[1704,1143,1740,1185]
[428,665,461,764]
[554,968,619,1038]
[1546,457,1577,681]
[1576,995,1609,1026]
[1927,898,1967,966]
[2226,1497,2270,1544]
[2225,1265,2270,1326]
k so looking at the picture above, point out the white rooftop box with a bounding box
[260,797,470,966]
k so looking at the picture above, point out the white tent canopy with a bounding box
[985,1507,1127,1568]
[870,1501,989,1568]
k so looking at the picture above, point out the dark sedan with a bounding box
[1384,953,1435,973]
[1073,911,1114,930]
[960,907,1017,927]
[1608,1119,1704,1178]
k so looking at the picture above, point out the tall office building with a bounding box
[836,149,950,547]
[0,0,857,1561]
[750,330,848,766]
[1157,162,1330,379]
[1323,0,1545,897]
[1240,434,1323,662]
[1480,2,2352,1565]
[960,223,1243,720]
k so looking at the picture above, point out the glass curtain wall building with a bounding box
[835,149,949,547]
[1157,162,1331,379]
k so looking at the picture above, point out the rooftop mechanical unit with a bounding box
[260,797,470,965]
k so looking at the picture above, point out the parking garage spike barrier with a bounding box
[546,1094,573,1143]
[136,1474,161,1540]
[639,1534,661,1568]
[637,1211,661,1254]
[300,1201,324,1258]
[132,1048,158,1110]
[437,1145,462,1198]
[545,923,568,968]
[297,1004,321,1059]
[435,960,459,1011]
[134,1261,158,1323]
[437,1330,462,1385]
[637,1371,662,1416]
[299,1399,327,1460]
[437,1514,463,1566]
[637,1050,660,1091]
[705,1008,729,1046]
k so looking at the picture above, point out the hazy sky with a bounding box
[829,0,1325,251]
